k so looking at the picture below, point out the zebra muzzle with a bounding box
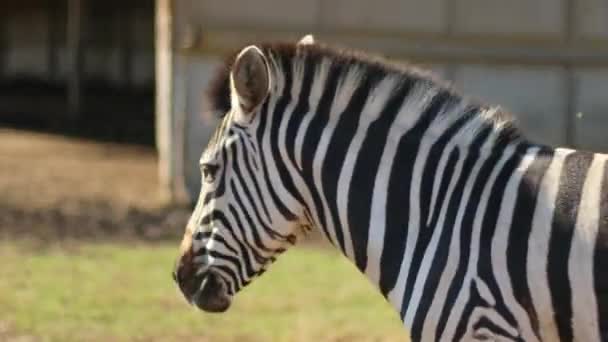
[174,250,231,313]
[191,271,231,313]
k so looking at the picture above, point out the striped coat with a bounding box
[174,37,608,341]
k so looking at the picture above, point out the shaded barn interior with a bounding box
[0,0,155,145]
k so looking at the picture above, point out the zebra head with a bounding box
[173,36,315,313]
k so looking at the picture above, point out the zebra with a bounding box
[173,35,608,341]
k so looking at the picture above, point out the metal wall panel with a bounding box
[183,0,320,29]
[453,0,565,35]
[575,0,608,38]
[573,69,608,152]
[453,65,567,146]
[319,0,446,33]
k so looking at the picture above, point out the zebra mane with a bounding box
[206,41,521,144]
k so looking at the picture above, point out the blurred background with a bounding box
[0,0,607,341]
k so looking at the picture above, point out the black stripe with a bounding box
[230,179,277,255]
[214,264,240,295]
[322,72,380,257]
[207,234,240,258]
[505,147,553,340]
[201,208,264,265]
[548,151,593,342]
[239,134,271,222]
[595,160,608,339]
[347,80,409,271]
[231,146,274,237]
[300,62,343,246]
[256,100,297,220]
[201,147,229,206]
[411,126,489,339]
[473,316,519,340]
[434,127,501,339]
[227,204,268,264]
[474,144,530,331]
[402,146,459,323]
[232,144,290,242]
[268,55,308,216]
[207,250,253,283]
[285,54,315,168]
[199,210,257,280]
[400,93,464,316]
[453,279,493,341]
[383,99,473,300]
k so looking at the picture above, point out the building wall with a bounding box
[159,0,608,202]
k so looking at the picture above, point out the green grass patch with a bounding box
[0,241,407,341]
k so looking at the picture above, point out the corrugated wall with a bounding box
[158,0,608,201]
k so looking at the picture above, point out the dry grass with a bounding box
[0,128,189,241]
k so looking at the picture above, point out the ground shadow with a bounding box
[0,199,190,243]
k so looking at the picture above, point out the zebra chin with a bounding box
[189,271,232,313]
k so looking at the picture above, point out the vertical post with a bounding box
[47,0,60,81]
[120,3,133,88]
[0,4,7,78]
[67,0,83,119]
[156,0,188,203]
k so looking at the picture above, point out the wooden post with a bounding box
[156,0,189,203]
[120,3,133,88]
[47,0,60,81]
[67,0,83,119]
[0,4,6,78]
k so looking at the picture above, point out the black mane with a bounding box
[205,41,520,143]
[206,41,447,115]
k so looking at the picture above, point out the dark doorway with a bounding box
[0,0,156,146]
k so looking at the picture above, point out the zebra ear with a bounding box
[298,34,315,45]
[231,45,270,113]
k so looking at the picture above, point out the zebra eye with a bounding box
[201,163,219,183]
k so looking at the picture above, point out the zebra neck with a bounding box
[294,82,523,323]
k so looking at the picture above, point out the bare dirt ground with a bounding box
[0,128,190,242]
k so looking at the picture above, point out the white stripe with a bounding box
[399,99,473,325]
[421,131,495,341]
[365,83,436,285]
[465,306,520,341]
[311,68,360,249]
[570,155,604,342]
[335,77,400,268]
[293,60,331,170]
[490,146,540,342]
[256,57,305,226]
[425,101,474,226]
[527,148,573,342]
[404,141,467,325]
[275,57,321,239]
[387,87,453,308]
[439,145,515,340]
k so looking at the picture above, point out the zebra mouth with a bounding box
[191,271,231,313]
